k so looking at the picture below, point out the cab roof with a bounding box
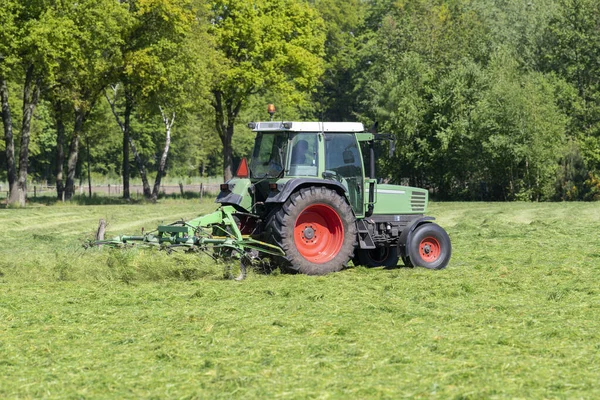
[248,121,365,133]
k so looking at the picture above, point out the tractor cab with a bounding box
[247,121,364,179]
[226,121,367,216]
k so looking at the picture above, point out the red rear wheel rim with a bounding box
[419,237,441,262]
[294,204,344,264]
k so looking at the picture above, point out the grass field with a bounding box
[1,199,599,398]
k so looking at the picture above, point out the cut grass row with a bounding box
[1,200,599,398]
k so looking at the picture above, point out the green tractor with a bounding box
[216,119,451,275]
[98,116,451,277]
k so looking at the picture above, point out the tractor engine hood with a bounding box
[373,184,428,214]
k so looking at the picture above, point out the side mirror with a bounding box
[343,150,355,164]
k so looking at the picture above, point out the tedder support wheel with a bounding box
[406,223,451,270]
[356,246,399,268]
[267,186,357,275]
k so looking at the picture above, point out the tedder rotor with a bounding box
[96,106,452,278]
[96,205,284,280]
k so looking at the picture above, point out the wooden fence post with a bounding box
[96,219,106,244]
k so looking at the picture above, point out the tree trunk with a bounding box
[105,86,150,199]
[86,135,92,197]
[14,65,41,207]
[222,124,234,181]
[213,91,242,182]
[65,108,84,200]
[1,77,18,203]
[54,101,66,200]
[122,93,132,199]
[151,108,174,201]
[127,137,151,198]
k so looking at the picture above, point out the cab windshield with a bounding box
[250,132,319,178]
[250,133,289,178]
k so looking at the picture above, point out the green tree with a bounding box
[473,54,567,200]
[106,0,207,199]
[540,0,600,173]
[358,1,568,201]
[45,0,128,200]
[209,0,326,181]
[0,0,19,197]
[357,0,491,193]
[0,0,56,205]
[309,0,366,121]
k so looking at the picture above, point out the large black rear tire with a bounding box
[266,186,357,275]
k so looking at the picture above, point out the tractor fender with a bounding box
[397,216,435,257]
[265,178,347,204]
[216,192,244,208]
[215,178,253,212]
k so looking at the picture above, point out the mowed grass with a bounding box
[1,199,600,398]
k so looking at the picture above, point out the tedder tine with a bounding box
[89,206,284,279]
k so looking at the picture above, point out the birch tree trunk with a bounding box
[151,107,175,201]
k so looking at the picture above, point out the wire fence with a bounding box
[0,182,223,200]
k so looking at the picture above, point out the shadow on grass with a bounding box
[1,191,216,208]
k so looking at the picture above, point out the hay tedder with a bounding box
[98,108,451,278]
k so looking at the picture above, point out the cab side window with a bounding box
[288,134,318,176]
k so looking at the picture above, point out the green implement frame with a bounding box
[95,206,284,280]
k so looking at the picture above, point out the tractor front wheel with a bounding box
[267,187,357,275]
[406,223,451,270]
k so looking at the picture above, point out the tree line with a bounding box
[1,0,599,205]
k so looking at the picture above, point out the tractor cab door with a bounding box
[288,133,319,177]
[324,133,364,216]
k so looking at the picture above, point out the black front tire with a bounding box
[406,223,451,270]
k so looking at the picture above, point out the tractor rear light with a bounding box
[220,182,236,192]
[282,122,292,129]
[247,122,256,129]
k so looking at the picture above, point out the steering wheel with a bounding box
[323,170,343,182]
